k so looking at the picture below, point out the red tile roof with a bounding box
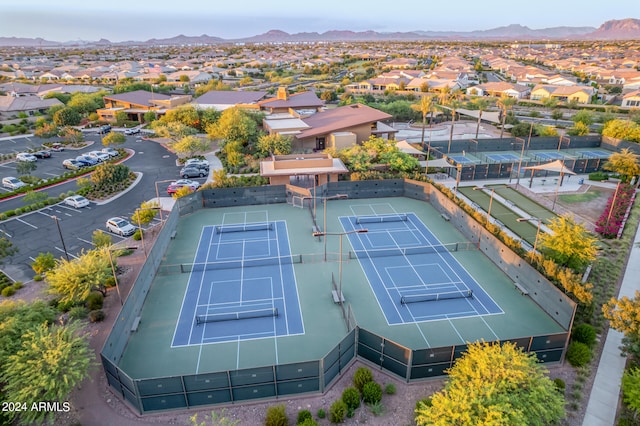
[258,90,324,109]
[296,104,391,139]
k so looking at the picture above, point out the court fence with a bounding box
[101,178,575,414]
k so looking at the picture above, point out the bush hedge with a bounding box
[572,323,597,347]
[265,404,288,426]
[567,341,592,367]
[86,291,104,310]
[89,310,106,323]
[362,381,382,404]
[329,399,346,423]
[341,387,360,410]
[296,409,312,425]
[353,366,374,393]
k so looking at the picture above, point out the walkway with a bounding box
[583,224,640,425]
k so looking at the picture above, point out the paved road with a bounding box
[0,137,202,283]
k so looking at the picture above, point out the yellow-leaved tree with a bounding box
[538,214,598,272]
[415,341,565,426]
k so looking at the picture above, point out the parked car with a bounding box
[33,150,52,159]
[16,152,37,162]
[185,158,209,168]
[106,217,136,236]
[167,179,201,194]
[97,124,111,134]
[2,176,26,190]
[124,127,140,135]
[63,195,90,208]
[75,155,98,166]
[179,166,207,178]
[102,147,119,158]
[87,151,110,162]
[48,143,64,152]
[62,159,82,170]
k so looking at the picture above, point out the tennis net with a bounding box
[180,254,302,273]
[400,289,473,305]
[349,243,461,259]
[196,307,278,324]
[215,222,273,233]
[356,214,407,224]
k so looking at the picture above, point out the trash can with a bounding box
[578,178,584,184]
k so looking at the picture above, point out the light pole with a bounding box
[473,186,495,224]
[517,217,542,260]
[108,246,138,306]
[154,179,175,221]
[132,206,162,259]
[511,137,525,187]
[454,163,462,197]
[313,228,368,306]
[51,215,70,261]
[321,194,348,261]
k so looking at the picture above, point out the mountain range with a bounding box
[1,18,639,47]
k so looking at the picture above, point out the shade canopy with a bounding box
[419,158,457,169]
[524,159,576,175]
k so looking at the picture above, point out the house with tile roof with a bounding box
[622,90,640,108]
[467,82,530,99]
[97,90,191,123]
[0,95,63,119]
[257,87,324,114]
[194,90,267,111]
[530,84,596,104]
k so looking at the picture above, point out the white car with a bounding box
[2,176,26,190]
[124,127,140,135]
[87,151,110,162]
[106,217,136,236]
[185,158,209,168]
[64,195,90,208]
[102,147,119,158]
[16,152,37,162]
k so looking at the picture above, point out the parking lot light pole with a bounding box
[154,179,175,221]
[51,215,70,261]
[313,228,368,306]
[133,206,162,259]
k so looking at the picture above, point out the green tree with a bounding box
[46,248,112,302]
[542,97,559,109]
[497,95,517,139]
[132,201,160,227]
[567,121,590,136]
[144,110,157,123]
[160,104,202,129]
[31,252,56,275]
[59,126,85,145]
[0,237,17,261]
[151,121,197,143]
[67,93,99,115]
[52,106,81,126]
[320,90,337,102]
[472,97,491,139]
[115,110,128,125]
[551,109,564,122]
[622,367,640,418]
[16,159,37,176]
[603,148,640,182]
[206,107,258,148]
[256,133,292,156]
[415,341,564,426]
[539,214,598,271]
[171,135,211,158]
[22,190,48,205]
[34,121,58,138]
[411,95,436,149]
[572,109,595,126]
[102,131,126,147]
[91,230,112,248]
[1,321,92,425]
[90,163,130,189]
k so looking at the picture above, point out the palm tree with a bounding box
[497,95,517,139]
[411,95,436,149]
[473,97,491,139]
[446,89,464,154]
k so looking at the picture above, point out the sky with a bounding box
[1,0,637,42]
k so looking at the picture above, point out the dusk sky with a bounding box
[2,0,637,42]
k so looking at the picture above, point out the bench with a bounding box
[513,282,529,295]
[170,230,177,239]
[440,213,451,221]
[331,290,345,304]
[131,316,141,332]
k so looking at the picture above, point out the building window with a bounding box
[316,137,325,150]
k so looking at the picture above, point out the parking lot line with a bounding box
[16,217,37,229]
[0,229,11,238]
[54,246,78,259]
[77,237,94,245]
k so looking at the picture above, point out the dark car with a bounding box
[179,166,207,179]
[33,150,52,159]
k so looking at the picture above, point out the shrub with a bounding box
[265,404,288,426]
[362,381,382,404]
[553,378,566,393]
[296,409,312,425]
[384,383,396,395]
[57,299,76,312]
[329,399,346,423]
[353,366,374,393]
[416,397,432,410]
[89,310,106,323]
[1,286,16,297]
[567,341,592,367]
[12,281,23,290]
[316,409,325,419]
[297,419,318,426]
[69,306,89,319]
[572,323,597,347]
[86,291,104,310]
[368,401,385,416]
[132,229,142,240]
[341,387,360,410]
[33,274,43,281]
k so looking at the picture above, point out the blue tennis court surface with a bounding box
[578,150,611,159]
[535,151,569,160]
[449,155,474,164]
[172,220,304,347]
[340,213,502,325]
[486,153,522,162]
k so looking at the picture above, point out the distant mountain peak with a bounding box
[588,18,640,39]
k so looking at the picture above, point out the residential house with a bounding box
[0,95,63,119]
[194,90,267,111]
[530,84,595,104]
[467,82,531,99]
[383,58,418,69]
[97,90,192,123]
[622,90,640,108]
[166,70,213,84]
[259,153,349,186]
[257,87,324,115]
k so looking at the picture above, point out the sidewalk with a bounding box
[583,224,640,425]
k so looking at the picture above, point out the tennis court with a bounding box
[340,212,502,325]
[534,151,572,161]
[577,150,611,159]
[449,155,476,164]
[485,153,523,163]
[172,217,303,347]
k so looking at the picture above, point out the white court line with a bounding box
[187,229,216,345]
[282,220,305,335]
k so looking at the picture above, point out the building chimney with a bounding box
[277,86,288,100]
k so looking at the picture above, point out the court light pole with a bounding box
[511,137,525,187]
[321,194,348,261]
[473,186,494,224]
[517,217,542,260]
[313,228,368,307]
[51,215,70,261]
[108,246,138,306]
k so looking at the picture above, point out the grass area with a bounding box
[558,191,601,203]
[489,185,556,223]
